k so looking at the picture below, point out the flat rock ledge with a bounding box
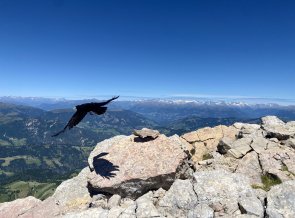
[133,128,160,141]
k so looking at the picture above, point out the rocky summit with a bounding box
[1,116,295,218]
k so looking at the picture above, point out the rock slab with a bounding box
[87,134,187,198]
[0,196,41,218]
[266,180,295,218]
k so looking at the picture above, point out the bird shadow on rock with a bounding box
[93,152,119,179]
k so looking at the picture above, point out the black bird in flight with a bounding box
[52,96,119,137]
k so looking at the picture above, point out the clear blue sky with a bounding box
[0,0,294,99]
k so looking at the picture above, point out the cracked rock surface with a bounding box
[2,116,295,218]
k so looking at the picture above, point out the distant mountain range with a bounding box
[1,96,295,124]
[0,96,295,202]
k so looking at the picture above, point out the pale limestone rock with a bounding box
[118,199,136,218]
[236,151,262,185]
[107,194,121,209]
[266,180,295,218]
[238,196,264,217]
[187,204,214,218]
[262,116,294,140]
[193,170,258,217]
[238,124,261,138]
[253,188,267,206]
[191,141,208,162]
[133,128,160,140]
[158,179,198,217]
[20,167,91,218]
[217,137,235,154]
[285,138,295,149]
[259,146,295,181]
[0,196,41,218]
[135,192,162,218]
[61,208,108,218]
[227,137,253,158]
[250,137,268,154]
[222,125,239,140]
[181,131,200,143]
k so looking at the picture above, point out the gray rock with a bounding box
[107,194,121,209]
[0,196,41,218]
[52,167,91,209]
[236,151,262,185]
[286,121,295,132]
[133,128,160,140]
[20,167,92,217]
[285,138,295,149]
[227,137,253,158]
[152,188,166,205]
[87,134,187,199]
[238,124,261,138]
[193,170,257,217]
[266,180,295,218]
[228,148,244,159]
[90,195,108,209]
[269,138,279,143]
[236,215,259,218]
[158,179,198,217]
[136,192,162,218]
[187,204,214,218]
[118,199,137,218]
[283,158,295,176]
[253,189,267,206]
[262,116,294,140]
[250,137,268,154]
[233,123,260,131]
[61,208,109,218]
[238,196,264,217]
[217,137,234,154]
[198,159,213,166]
[259,147,295,181]
[108,206,124,218]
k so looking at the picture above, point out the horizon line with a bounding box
[1,94,295,105]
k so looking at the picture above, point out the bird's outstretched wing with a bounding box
[52,96,119,137]
[52,110,87,137]
[92,106,107,115]
[97,96,119,107]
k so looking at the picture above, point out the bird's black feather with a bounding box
[52,96,119,137]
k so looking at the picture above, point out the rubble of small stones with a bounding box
[1,117,295,218]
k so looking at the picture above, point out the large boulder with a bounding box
[0,196,41,218]
[266,180,295,218]
[262,116,294,140]
[87,134,188,198]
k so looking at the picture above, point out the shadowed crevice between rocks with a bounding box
[134,136,155,143]
[88,172,176,199]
